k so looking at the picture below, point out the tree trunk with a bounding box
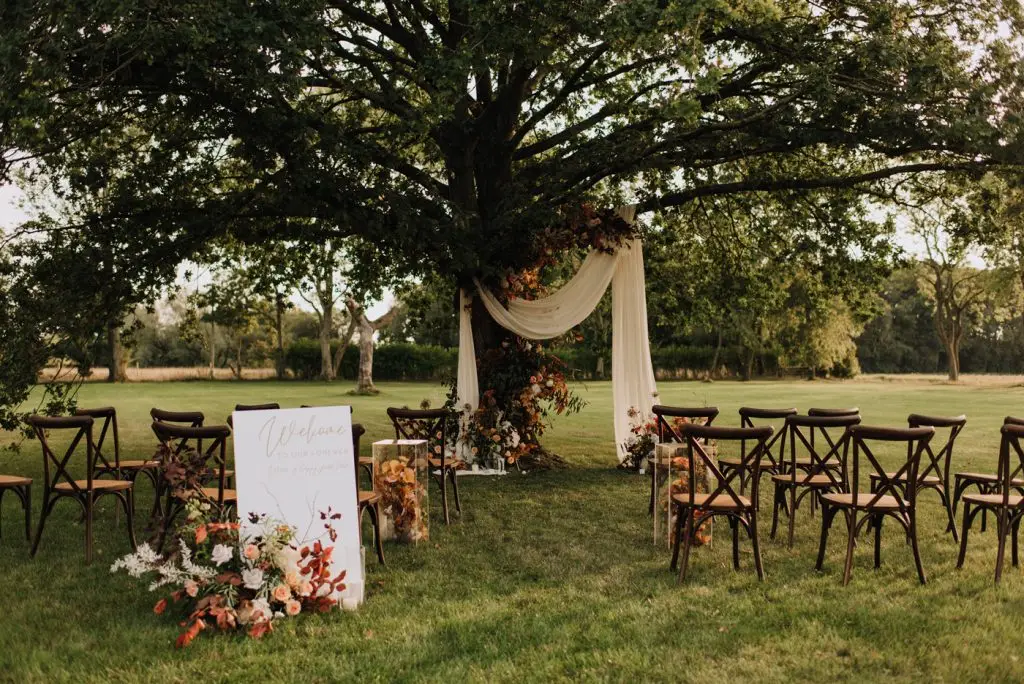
[356,316,377,393]
[107,322,126,382]
[595,355,605,379]
[319,299,335,381]
[274,295,286,380]
[234,338,244,380]
[208,322,216,379]
[946,340,960,381]
[708,325,723,379]
[742,347,755,381]
[332,317,358,379]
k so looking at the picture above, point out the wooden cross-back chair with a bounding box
[386,407,463,524]
[805,408,860,470]
[719,407,796,496]
[0,443,33,544]
[648,405,719,515]
[76,406,158,512]
[815,424,934,586]
[150,408,207,522]
[870,414,966,541]
[227,403,280,429]
[669,423,774,582]
[28,414,137,564]
[151,421,234,549]
[956,418,1024,583]
[770,414,860,547]
[952,416,1024,535]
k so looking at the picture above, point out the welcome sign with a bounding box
[232,405,364,606]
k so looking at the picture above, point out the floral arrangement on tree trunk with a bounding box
[447,204,638,470]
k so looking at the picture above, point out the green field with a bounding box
[1,378,1023,683]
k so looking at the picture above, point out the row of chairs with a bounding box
[650,405,1024,584]
[0,404,467,564]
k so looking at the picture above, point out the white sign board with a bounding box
[232,406,364,606]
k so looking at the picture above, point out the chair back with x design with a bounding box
[151,421,232,505]
[739,407,797,472]
[807,407,860,453]
[75,407,120,473]
[387,407,450,463]
[28,414,95,494]
[151,408,205,456]
[679,424,773,509]
[907,414,966,488]
[994,421,1024,507]
[848,425,934,512]
[784,414,861,488]
[651,405,718,443]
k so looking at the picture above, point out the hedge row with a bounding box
[553,345,783,379]
[285,340,456,381]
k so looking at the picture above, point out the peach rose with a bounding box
[298,581,313,597]
[284,571,301,588]
[184,580,199,598]
[243,544,260,561]
[272,584,291,602]
[285,599,301,617]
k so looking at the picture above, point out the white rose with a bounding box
[252,598,271,619]
[545,379,553,388]
[276,545,301,572]
[242,568,265,590]
[531,384,541,395]
[211,544,233,566]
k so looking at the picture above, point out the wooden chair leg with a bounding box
[770,483,782,540]
[677,510,695,583]
[957,502,972,569]
[939,487,959,542]
[30,495,56,558]
[787,486,797,549]
[648,468,657,516]
[438,471,450,525]
[1013,515,1020,568]
[842,510,856,586]
[815,502,834,571]
[909,512,926,585]
[121,490,137,551]
[23,486,32,542]
[750,510,765,582]
[873,513,883,569]
[995,509,1008,584]
[450,467,462,514]
[669,504,683,572]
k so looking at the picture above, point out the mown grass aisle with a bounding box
[1,379,1023,682]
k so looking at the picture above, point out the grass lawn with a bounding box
[1,377,1024,683]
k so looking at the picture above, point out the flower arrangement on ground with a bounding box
[112,499,347,647]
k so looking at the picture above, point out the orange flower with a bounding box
[153,598,168,615]
[243,544,260,561]
[272,584,291,602]
[195,526,208,544]
[285,600,301,617]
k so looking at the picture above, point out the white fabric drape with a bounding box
[456,205,659,462]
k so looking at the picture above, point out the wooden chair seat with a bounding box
[821,492,907,510]
[359,490,381,506]
[199,487,237,503]
[114,460,159,470]
[872,471,941,485]
[358,456,373,467]
[0,474,31,487]
[54,479,133,493]
[771,473,836,487]
[957,471,1024,486]
[672,492,752,510]
[792,458,841,470]
[720,456,778,471]
[962,492,1024,507]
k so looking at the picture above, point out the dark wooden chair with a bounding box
[0,453,32,543]
[352,423,384,565]
[952,416,1024,535]
[150,408,207,522]
[76,406,158,513]
[387,407,463,524]
[28,414,136,564]
[720,407,796,495]
[956,418,1024,583]
[227,402,281,429]
[870,414,965,541]
[815,424,934,585]
[669,423,774,582]
[151,422,234,548]
[771,413,860,547]
[803,408,860,472]
[648,405,719,515]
